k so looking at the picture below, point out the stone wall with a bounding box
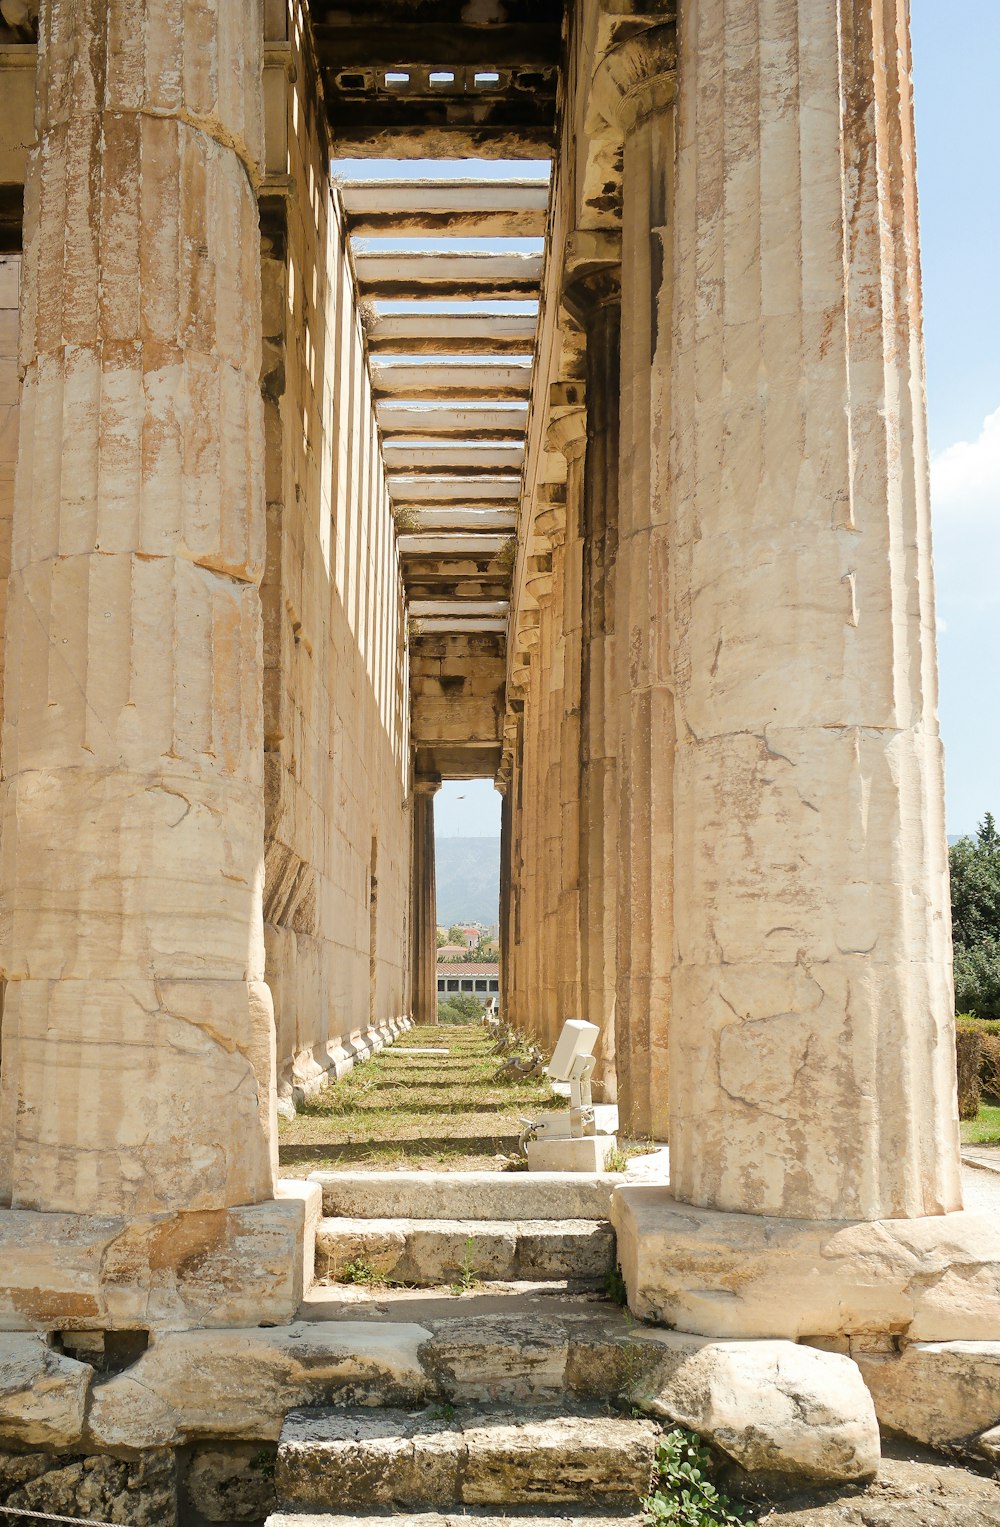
[0,254,16,729]
[261,3,411,1103]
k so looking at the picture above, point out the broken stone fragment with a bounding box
[0,1333,90,1449]
[640,1334,880,1490]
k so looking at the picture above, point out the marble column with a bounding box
[545,418,587,1033]
[410,777,441,1026]
[0,0,275,1216]
[668,0,960,1222]
[569,272,621,1069]
[593,27,678,1140]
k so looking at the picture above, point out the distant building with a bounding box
[437,943,468,960]
[437,962,500,1004]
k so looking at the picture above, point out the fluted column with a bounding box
[668,0,960,1221]
[568,272,621,1063]
[545,418,587,1033]
[0,0,275,1216]
[410,777,440,1026]
[593,28,678,1140]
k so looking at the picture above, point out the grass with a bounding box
[278,1022,567,1173]
[961,1103,1000,1146]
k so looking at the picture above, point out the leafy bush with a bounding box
[950,815,1000,1023]
[956,1025,983,1120]
[642,1430,752,1527]
[979,1033,1000,1102]
[437,993,484,1025]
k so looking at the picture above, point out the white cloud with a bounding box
[931,405,1000,615]
[932,403,1000,520]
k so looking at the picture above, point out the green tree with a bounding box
[447,924,468,945]
[437,993,484,1025]
[950,814,1000,1019]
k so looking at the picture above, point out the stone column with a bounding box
[667,0,960,1224]
[569,272,621,1067]
[410,777,440,1026]
[592,28,677,1140]
[0,0,276,1216]
[544,421,587,1033]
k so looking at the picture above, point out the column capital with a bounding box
[412,774,442,796]
[592,23,678,136]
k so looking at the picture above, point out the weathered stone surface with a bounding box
[612,1187,1000,1341]
[86,1323,432,1449]
[0,1195,309,1332]
[459,1410,657,1505]
[275,1406,659,1511]
[0,1447,176,1527]
[0,1334,90,1448]
[267,1516,643,1527]
[855,1342,1000,1449]
[312,1171,619,1221]
[642,1336,879,1488]
[315,1216,614,1286]
[185,1444,278,1524]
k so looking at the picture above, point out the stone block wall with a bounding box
[261,5,411,1102]
[0,254,16,729]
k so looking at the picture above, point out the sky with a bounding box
[436,2,999,840]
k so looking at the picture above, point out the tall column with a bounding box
[410,777,440,1026]
[569,272,621,1061]
[593,29,677,1140]
[544,419,587,1033]
[0,0,275,1216]
[668,0,960,1223]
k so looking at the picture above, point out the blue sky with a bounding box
[436,2,999,839]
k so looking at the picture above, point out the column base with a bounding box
[611,1185,1000,1342]
[0,1181,320,1333]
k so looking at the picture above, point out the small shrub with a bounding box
[956,1025,983,1120]
[642,1430,752,1527]
[451,1236,481,1295]
[605,1263,628,1306]
[338,1256,386,1288]
[980,1032,1000,1102]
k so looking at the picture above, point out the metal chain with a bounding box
[0,1507,132,1526]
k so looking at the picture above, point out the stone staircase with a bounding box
[265,1169,660,1525]
[311,1169,619,1291]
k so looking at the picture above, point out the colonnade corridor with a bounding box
[1,5,999,1518]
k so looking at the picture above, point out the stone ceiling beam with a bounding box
[340,179,549,239]
[371,359,533,400]
[366,312,539,354]
[378,403,528,440]
[313,22,561,71]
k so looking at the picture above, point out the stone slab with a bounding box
[0,1195,310,1333]
[612,1186,1000,1341]
[0,1334,90,1449]
[275,1406,659,1510]
[86,1322,433,1450]
[312,1171,621,1221]
[314,1216,614,1285]
[267,1516,642,1527]
[526,1136,618,1173]
[855,1341,1000,1449]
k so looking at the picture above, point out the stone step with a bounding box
[314,1216,615,1287]
[269,1513,643,1527]
[310,1170,621,1222]
[275,1405,660,1512]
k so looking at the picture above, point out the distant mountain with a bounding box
[435,836,501,927]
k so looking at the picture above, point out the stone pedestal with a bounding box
[0,0,276,1221]
[410,777,441,1026]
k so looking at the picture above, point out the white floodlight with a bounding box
[546,1018,600,1137]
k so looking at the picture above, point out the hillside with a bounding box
[435,836,501,927]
